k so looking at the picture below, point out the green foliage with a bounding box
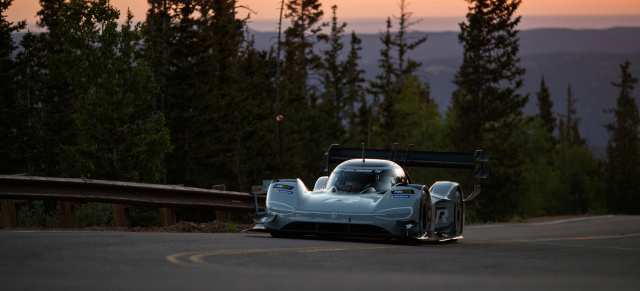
[518,119,602,218]
[18,200,58,228]
[465,115,528,221]
[390,75,442,149]
[127,207,160,227]
[75,203,113,228]
[518,119,559,217]
[371,74,448,193]
[43,0,171,182]
[224,223,237,233]
[0,0,27,174]
[562,145,601,214]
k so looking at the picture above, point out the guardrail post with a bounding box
[212,184,230,222]
[57,201,76,228]
[112,204,131,227]
[1,199,18,228]
[159,208,176,226]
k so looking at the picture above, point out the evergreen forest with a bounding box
[1,0,639,227]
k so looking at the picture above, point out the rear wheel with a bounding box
[451,190,464,241]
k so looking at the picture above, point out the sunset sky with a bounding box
[6,0,640,32]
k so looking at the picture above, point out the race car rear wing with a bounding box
[325,144,490,201]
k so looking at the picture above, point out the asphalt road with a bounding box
[1,215,639,290]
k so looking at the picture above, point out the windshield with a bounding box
[326,168,398,194]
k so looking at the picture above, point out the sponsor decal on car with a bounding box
[387,194,411,199]
[391,189,414,194]
[274,184,294,190]
[336,168,384,173]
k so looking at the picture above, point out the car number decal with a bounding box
[436,208,449,223]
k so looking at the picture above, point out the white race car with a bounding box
[252,144,489,243]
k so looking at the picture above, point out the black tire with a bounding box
[452,190,464,241]
[398,192,430,245]
[418,193,429,239]
[418,191,434,239]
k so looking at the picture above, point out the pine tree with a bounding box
[536,75,556,138]
[141,0,171,113]
[450,0,527,151]
[141,0,251,188]
[282,0,324,103]
[315,5,366,148]
[232,40,280,188]
[367,17,396,134]
[279,0,326,183]
[0,0,26,174]
[558,84,585,148]
[394,0,427,85]
[368,0,430,148]
[449,0,527,222]
[343,31,367,147]
[11,0,75,177]
[316,5,349,144]
[555,83,595,214]
[605,60,640,214]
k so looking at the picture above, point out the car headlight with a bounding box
[266,201,296,215]
[374,207,413,220]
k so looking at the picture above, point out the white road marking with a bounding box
[527,215,613,226]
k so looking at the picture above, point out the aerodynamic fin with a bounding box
[325,144,490,201]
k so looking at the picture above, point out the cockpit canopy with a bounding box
[325,159,407,194]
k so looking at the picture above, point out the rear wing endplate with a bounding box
[325,144,490,201]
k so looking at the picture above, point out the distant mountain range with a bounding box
[252,27,640,152]
[12,27,640,152]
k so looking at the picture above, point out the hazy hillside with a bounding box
[252,27,640,150]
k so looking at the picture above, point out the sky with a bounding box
[6,0,640,33]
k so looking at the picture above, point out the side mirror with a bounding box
[313,176,329,191]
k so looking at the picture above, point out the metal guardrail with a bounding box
[0,175,266,228]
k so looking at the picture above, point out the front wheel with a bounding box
[398,193,431,245]
[418,191,433,239]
